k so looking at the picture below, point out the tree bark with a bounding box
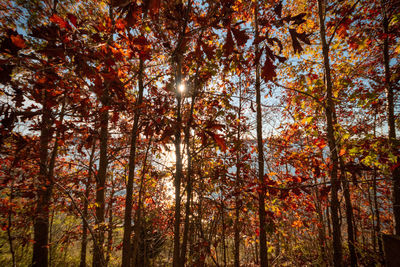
[317,0,343,266]
[382,0,400,235]
[32,91,52,267]
[122,58,145,267]
[254,2,268,266]
[181,89,196,266]
[132,137,152,266]
[341,168,357,267]
[234,77,243,267]
[92,86,109,267]
[173,55,184,267]
[80,143,95,267]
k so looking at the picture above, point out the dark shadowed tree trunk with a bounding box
[181,85,196,266]
[122,58,145,267]
[32,90,53,267]
[317,0,343,266]
[173,55,184,267]
[92,85,109,267]
[381,0,400,236]
[254,1,268,266]
[234,76,243,267]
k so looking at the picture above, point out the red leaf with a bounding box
[214,134,227,152]
[223,30,234,57]
[67,13,77,27]
[207,131,227,152]
[261,58,276,82]
[115,19,126,31]
[201,41,215,61]
[319,186,331,201]
[231,28,249,46]
[133,36,149,46]
[10,35,25,48]
[50,14,68,29]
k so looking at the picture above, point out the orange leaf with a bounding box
[11,35,25,48]
[339,148,346,156]
[208,131,227,152]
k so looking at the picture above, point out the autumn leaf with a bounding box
[50,14,69,29]
[67,13,77,27]
[207,131,227,152]
[223,30,234,57]
[10,35,25,48]
[261,58,276,82]
[231,28,249,46]
[116,18,127,30]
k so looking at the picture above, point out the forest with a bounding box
[0,0,399,266]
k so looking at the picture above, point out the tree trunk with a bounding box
[317,0,343,266]
[122,58,145,267]
[382,0,400,235]
[234,76,243,267]
[92,86,109,267]
[341,169,357,266]
[7,181,16,267]
[373,171,384,260]
[181,90,196,266]
[173,56,184,267]
[132,137,152,266]
[254,2,268,266]
[80,143,95,267]
[32,91,52,267]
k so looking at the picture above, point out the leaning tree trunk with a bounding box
[122,58,145,267]
[317,0,343,266]
[254,2,268,266]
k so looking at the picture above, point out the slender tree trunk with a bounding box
[317,0,342,265]
[7,182,16,267]
[181,91,196,266]
[367,182,376,253]
[382,0,400,235]
[373,171,383,260]
[173,55,184,267]
[314,177,327,261]
[221,202,227,267]
[105,184,114,267]
[80,143,95,267]
[132,137,152,265]
[93,86,109,267]
[341,169,357,267]
[122,58,145,267]
[254,2,268,266]
[234,75,243,267]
